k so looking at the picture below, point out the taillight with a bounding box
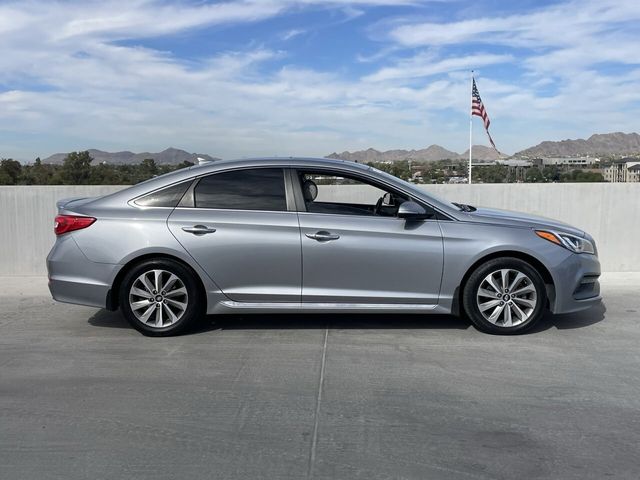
[54,215,96,235]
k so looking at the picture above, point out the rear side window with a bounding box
[194,168,286,211]
[134,181,191,207]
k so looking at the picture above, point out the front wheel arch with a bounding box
[453,250,555,317]
[107,253,207,313]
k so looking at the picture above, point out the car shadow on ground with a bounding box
[531,302,607,332]
[88,301,607,335]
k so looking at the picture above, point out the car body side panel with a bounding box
[47,233,116,308]
[54,204,228,311]
[68,206,183,265]
[298,213,444,304]
[438,221,601,314]
[167,208,302,303]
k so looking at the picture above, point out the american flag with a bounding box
[471,77,497,150]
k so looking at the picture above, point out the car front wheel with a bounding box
[119,258,203,336]
[463,257,547,334]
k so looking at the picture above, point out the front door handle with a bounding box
[305,231,340,242]
[182,225,217,235]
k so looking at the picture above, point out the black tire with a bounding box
[462,257,547,335]
[119,258,204,336]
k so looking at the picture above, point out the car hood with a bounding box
[462,207,585,237]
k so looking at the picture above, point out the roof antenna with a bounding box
[197,157,212,165]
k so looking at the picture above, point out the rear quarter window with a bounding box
[134,181,192,208]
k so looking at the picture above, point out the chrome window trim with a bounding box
[169,206,299,215]
[295,210,441,222]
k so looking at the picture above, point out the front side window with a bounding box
[297,171,409,217]
[194,168,286,211]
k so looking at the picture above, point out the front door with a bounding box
[294,169,443,304]
[168,167,301,303]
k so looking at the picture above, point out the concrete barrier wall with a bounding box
[0,186,124,275]
[1,183,638,274]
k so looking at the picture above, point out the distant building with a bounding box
[538,157,600,168]
[603,158,640,182]
[497,159,533,168]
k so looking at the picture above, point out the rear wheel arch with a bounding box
[452,250,555,317]
[107,253,207,312]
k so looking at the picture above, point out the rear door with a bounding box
[168,167,301,303]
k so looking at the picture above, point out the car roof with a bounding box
[191,156,367,171]
[144,156,370,189]
[90,157,371,206]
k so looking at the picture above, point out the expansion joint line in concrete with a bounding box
[307,326,329,478]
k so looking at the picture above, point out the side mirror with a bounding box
[397,201,429,220]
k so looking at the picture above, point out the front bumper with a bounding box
[47,234,119,309]
[550,251,602,314]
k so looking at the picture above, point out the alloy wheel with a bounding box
[129,269,189,328]
[476,268,538,327]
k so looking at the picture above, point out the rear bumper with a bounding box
[48,277,111,309]
[46,234,118,309]
[550,252,602,314]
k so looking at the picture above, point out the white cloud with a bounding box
[281,29,306,41]
[0,0,639,160]
[388,0,640,49]
[364,52,513,82]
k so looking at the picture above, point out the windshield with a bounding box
[367,165,461,211]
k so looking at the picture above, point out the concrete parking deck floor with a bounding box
[1,274,639,479]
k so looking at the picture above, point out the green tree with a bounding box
[473,165,508,183]
[90,162,124,184]
[525,167,544,183]
[561,169,605,183]
[542,166,560,182]
[0,159,22,184]
[0,169,12,185]
[21,157,59,185]
[61,151,93,184]
[140,158,158,177]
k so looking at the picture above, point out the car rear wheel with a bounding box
[463,257,547,334]
[119,258,203,336]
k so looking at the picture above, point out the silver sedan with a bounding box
[47,157,601,335]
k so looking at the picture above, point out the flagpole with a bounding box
[468,70,473,184]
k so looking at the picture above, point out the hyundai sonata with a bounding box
[47,157,601,335]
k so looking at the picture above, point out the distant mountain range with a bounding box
[328,132,640,162]
[327,144,505,163]
[42,147,219,165]
[514,132,640,158]
[40,132,640,166]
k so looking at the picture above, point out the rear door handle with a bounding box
[182,225,216,235]
[305,231,340,241]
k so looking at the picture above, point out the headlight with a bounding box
[535,230,595,254]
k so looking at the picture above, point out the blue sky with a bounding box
[0,0,639,160]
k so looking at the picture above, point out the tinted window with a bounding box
[134,181,191,207]
[194,168,286,211]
